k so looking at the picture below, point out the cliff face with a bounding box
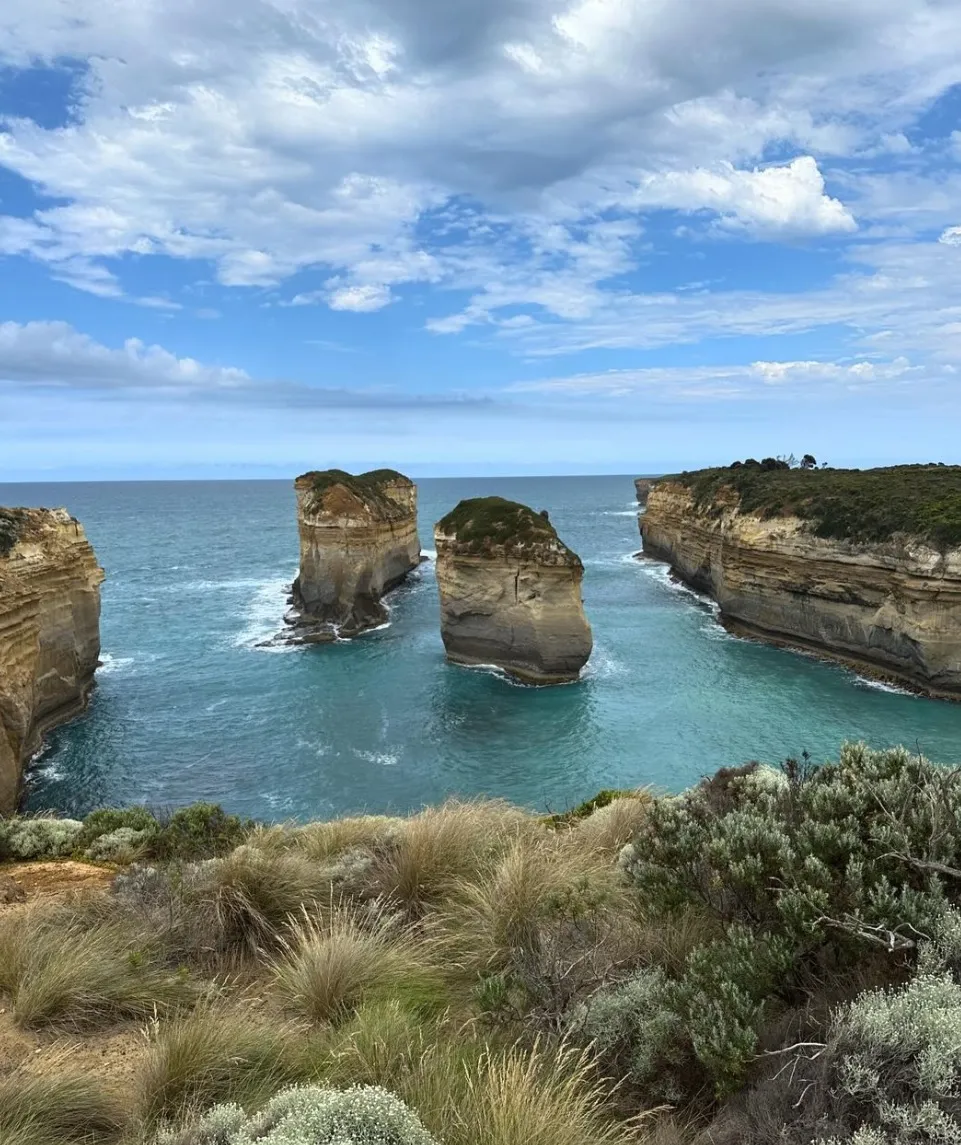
[641,481,961,696]
[290,469,422,641]
[434,498,592,684]
[0,509,104,812]
[634,478,658,507]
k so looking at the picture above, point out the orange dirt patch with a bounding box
[0,860,115,907]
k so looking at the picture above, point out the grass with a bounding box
[362,799,537,915]
[272,907,447,1025]
[137,1002,305,1127]
[436,497,575,557]
[0,904,193,1029]
[664,462,961,549]
[249,814,401,862]
[0,1056,127,1143]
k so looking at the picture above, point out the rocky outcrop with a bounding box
[0,508,104,812]
[634,478,658,507]
[434,497,592,684]
[289,469,422,642]
[640,480,961,697]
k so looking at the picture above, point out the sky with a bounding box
[2,1,961,479]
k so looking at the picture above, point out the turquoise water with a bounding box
[4,475,961,822]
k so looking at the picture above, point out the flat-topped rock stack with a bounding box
[434,496,592,684]
[0,508,104,812]
[289,469,422,643]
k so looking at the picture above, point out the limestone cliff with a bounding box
[0,508,104,811]
[634,478,658,507]
[434,497,592,684]
[640,471,961,696]
[289,469,422,642]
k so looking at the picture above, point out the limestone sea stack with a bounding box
[0,508,104,812]
[640,461,961,697]
[289,469,422,642]
[434,497,592,684]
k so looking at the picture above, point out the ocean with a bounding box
[5,475,961,822]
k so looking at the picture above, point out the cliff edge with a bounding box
[434,497,592,684]
[640,463,961,696]
[289,469,422,641]
[0,508,104,811]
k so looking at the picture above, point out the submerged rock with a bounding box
[0,508,104,812]
[288,469,421,642]
[434,496,592,684]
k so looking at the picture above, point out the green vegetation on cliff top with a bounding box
[0,508,26,558]
[666,462,961,549]
[437,496,567,554]
[297,468,412,516]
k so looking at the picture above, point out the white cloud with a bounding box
[327,283,394,311]
[2,0,956,314]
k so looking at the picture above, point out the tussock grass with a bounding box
[249,815,401,861]
[273,907,447,1025]
[363,799,538,914]
[138,1002,305,1128]
[437,837,627,976]
[572,793,651,856]
[0,1054,127,1143]
[0,904,192,1029]
[454,1040,637,1145]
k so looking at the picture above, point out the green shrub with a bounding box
[147,803,253,863]
[0,816,83,860]
[73,806,159,855]
[86,826,155,862]
[155,1084,440,1145]
[707,911,961,1144]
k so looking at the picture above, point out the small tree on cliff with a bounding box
[800,454,817,469]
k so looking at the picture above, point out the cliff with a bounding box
[640,464,961,696]
[0,508,104,811]
[634,478,658,507]
[289,469,422,642]
[434,497,592,684]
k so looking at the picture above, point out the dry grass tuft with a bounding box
[137,1001,305,1128]
[273,907,446,1026]
[572,793,652,856]
[0,904,193,1030]
[249,815,401,861]
[363,799,539,914]
[0,1053,127,1143]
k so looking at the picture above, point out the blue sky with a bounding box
[2,0,961,479]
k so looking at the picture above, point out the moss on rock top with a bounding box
[295,468,413,518]
[663,462,961,550]
[437,496,577,560]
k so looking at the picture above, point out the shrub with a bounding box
[73,805,159,854]
[147,803,253,862]
[0,1055,127,1143]
[272,908,445,1026]
[0,903,193,1028]
[138,1003,305,1128]
[0,815,83,859]
[706,911,961,1144]
[155,1084,440,1145]
[85,825,155,862]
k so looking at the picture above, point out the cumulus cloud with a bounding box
[2,0,957,313]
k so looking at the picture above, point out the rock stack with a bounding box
[289,469,422,642]
[434,497,592,684]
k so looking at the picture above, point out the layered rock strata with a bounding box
[434,497,592,684]
[640,479,961,697]
[289,469,422,642]
[0,508,104,812]
[634,478,658,507]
